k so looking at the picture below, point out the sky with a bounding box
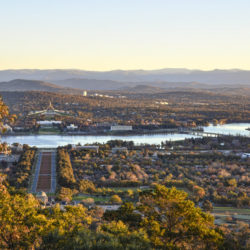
[0,0,250,71]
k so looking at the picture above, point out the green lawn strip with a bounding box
[213,207,250,214]
[38,128,61,134]
[73,194,110,202]
[107,187,144,192]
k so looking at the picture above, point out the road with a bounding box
[31,149,56,193]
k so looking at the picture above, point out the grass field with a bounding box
[38,128,60,134]
[213,207,250,214]
[73,194,110,202]
[107,187,148,192]
[213,206,250,225]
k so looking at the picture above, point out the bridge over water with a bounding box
[181,130,249,138]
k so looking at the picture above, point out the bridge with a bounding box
[181,130,222,137]
[181,130,249,138]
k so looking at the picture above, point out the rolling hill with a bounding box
[0,79,79,93]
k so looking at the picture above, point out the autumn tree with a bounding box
[0,182,47,249]
[137,185,223,249]
[78,179,96,193]
[110,194,122,204]
[202,199,213,212]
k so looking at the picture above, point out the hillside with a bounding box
[53,78,206,91]
[0,79,79,93]
[54,78,126,90]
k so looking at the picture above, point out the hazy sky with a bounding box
[1,0,250,70]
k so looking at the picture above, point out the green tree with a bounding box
[226,178,237,187]
[103,202,142,229]
[110,194,122,204]
[79,179,96,193]
[57,187,73,202]
[137,185,223,249]
[202,200,213,212]
[0,183,47,249]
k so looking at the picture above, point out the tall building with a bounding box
[83,91,87,97]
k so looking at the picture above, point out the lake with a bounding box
[1,123,249,148]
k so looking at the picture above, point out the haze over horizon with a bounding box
[1,67,250,72]
[1,0,250,71]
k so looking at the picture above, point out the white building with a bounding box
[28,102,69,117]
[37,120,62,128]
[67,124,78,130]
[110,125,132,131]
[83,91,87,97]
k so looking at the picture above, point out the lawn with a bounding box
[213,206,250,225]
[73,194,110,202]
[213,207,250,214]
[38,128,61,134]
[107,187,147,192]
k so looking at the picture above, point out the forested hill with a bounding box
[0,79,79,94]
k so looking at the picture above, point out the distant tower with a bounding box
[83,91,87,97]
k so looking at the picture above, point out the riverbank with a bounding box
[1,123,249,148]
[5,128,183,136]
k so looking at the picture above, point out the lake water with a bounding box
[1,123,249,148]
[203,123,250,137]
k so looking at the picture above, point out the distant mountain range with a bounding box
[53,78,207,90]
[0,68,250,85]
[0,79,249,97]
[0,69,250,95]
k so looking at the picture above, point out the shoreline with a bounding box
[2,128,184,137]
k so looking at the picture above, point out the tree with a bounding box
[226,178,237,187]
[202,200,213,212]
[110,194,122,204]
[57,187,73,202]
[40,203,92,249]
[79,179,96,193]
[57,148,76,188]
[0,96,16,133]
[98,221,150,249]
[103,202,142,229]
[137,185,223,249]
[82,198,95,206]
[193,185,206,201]
[0,183,47,249]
